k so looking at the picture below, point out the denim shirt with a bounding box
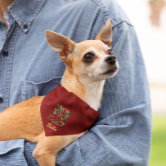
[0,0,151,165]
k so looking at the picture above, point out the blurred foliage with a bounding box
[149,116,166,166]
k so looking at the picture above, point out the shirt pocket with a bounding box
[0,139,25,164]
[21,76,62,101]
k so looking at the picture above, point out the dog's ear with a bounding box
[45,30,76,57]
[96,19,112,47]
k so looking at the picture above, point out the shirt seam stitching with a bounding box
[4,25,19,108]
[90,0,133,27]
[8,0,46,32]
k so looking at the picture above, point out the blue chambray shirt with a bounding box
[0,0,152,165]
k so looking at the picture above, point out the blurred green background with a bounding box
[149,116,166,166]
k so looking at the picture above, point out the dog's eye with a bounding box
[83,52,95,62]
[108,49,113,55]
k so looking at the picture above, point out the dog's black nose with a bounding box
[105,56,116,65]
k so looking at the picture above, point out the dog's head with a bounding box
[45,19,119,81]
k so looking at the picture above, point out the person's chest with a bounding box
[0,0,103,110]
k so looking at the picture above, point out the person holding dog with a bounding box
[0,0,151,165]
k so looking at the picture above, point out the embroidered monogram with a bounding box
[47,123,57,131]
[48,104,70,126]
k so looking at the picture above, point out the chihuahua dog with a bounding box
[0,19,118,166]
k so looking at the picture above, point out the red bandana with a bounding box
[40,85,99,136]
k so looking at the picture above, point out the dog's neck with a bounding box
[61,68,105,110]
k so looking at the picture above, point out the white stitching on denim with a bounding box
[8,0,46,32]
[90,0,132,27]
[4,25,20,109]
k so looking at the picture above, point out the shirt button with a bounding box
[0,97,3,103]
[23,24,29,30]
[2,49,8,57]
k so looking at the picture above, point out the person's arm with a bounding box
[24,21,152,166]
[57,21,152,166]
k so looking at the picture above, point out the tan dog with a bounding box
[0,19,119,166]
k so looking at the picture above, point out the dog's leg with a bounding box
[33,133,84,166]
[33,137,57,166]
[33,147,56,166]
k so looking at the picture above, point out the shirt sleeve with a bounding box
[24,21,152,166]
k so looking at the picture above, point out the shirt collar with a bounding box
[7,0,46,33]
